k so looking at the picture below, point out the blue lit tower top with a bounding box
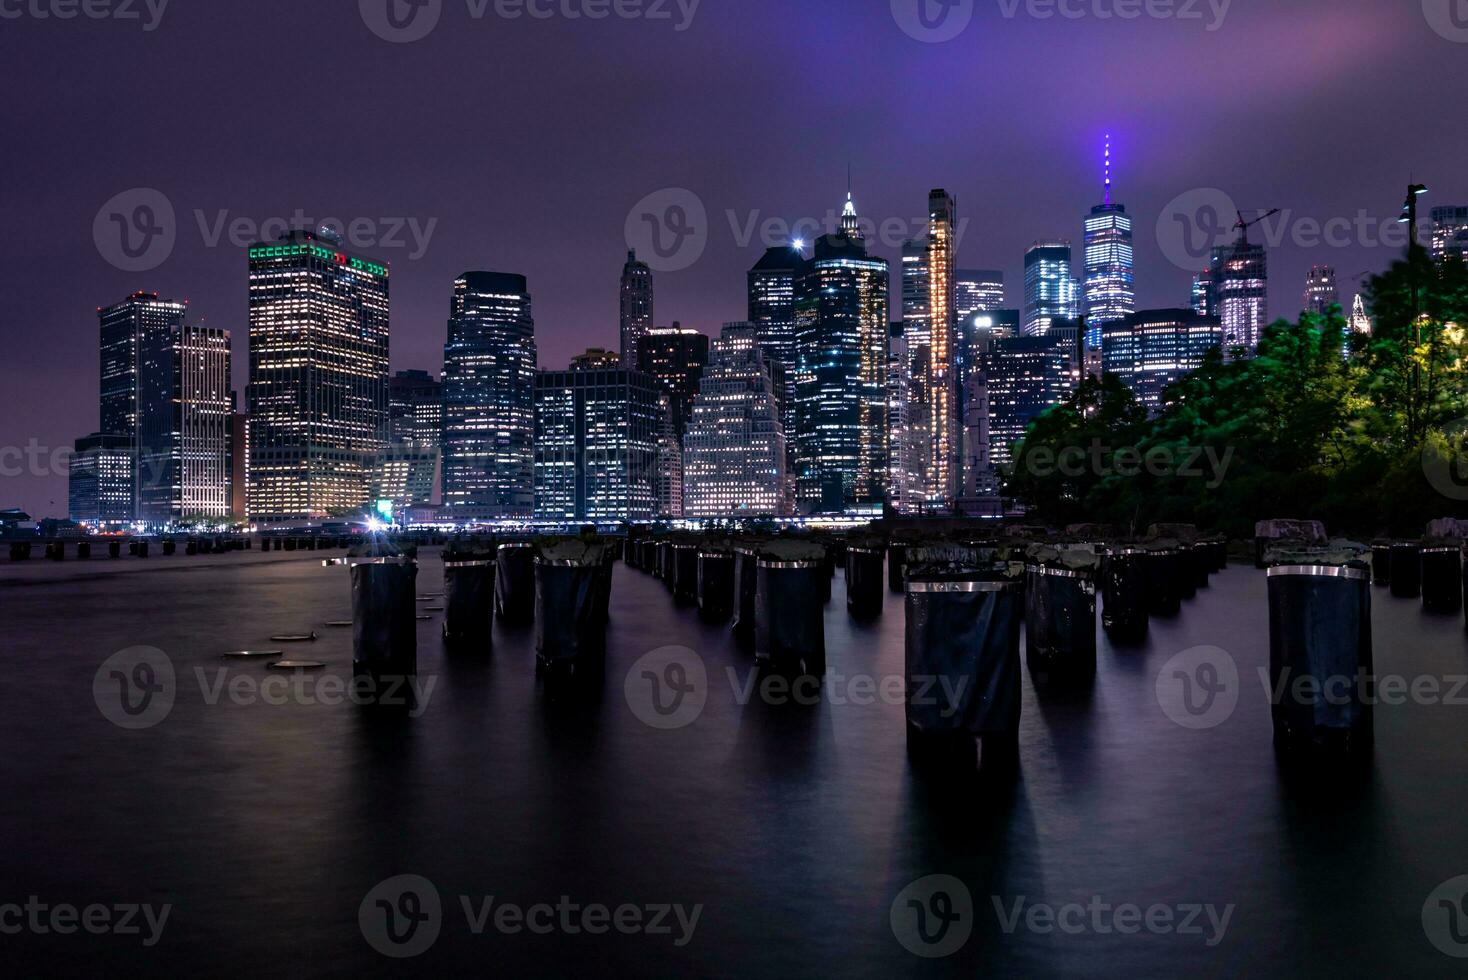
[1082,133,1135,349]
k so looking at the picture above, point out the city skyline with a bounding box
[5,1,1467,517]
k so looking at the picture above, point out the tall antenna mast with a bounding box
[1103,133,1112,207]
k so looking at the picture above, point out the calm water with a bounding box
[3,547,1467,977]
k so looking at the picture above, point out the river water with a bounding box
[2,547,1466,977]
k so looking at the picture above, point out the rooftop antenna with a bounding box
[1103,133,1112,207]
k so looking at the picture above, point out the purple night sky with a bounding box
[1,0,1464,518]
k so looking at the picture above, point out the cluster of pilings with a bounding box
[6,535,268,562]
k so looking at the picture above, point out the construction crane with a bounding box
[1233,208,1281,246]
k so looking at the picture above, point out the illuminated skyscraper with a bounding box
[985,334,1073,468]
[1082,136,1134,350]
[68,433,135,526]
[1023,240,1079,337]
[1430,205,1468,261]
[388,370,442,448]
[137,323,233,524]
[960,310,1018,503]
[926,189,959,508]
[747,245,801,482]
[793,221,889,513]
[441,271,536,518]
[1101,309,1223,414]
[1211,238,1268,356]
[1303,265,1339,317]
[636,324,709,441]
[99,292,187,446]
[246,230,390,521]
[533,355,659,521]
[899,238,932,512]
[887,321,915,514]
[1349,294,1374,339]
[619,249,654,366]
[1191,268,1215,317]
[683,322,786,518]
[955,270,1004,321]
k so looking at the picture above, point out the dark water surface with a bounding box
[3,548,1467,977]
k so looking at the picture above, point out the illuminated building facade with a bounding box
[654,393,684,518]
[682,322,786,518]
[1082,136,1135,351]
[1302,265,1339,318]
[1430,205,1468,261]
[955,270,1004,322]
[792,225,888,513]
[137,324,233,524]
[441,271,536,518]
[68,433,134,525]
[960,310,1019,499]
[246,230,390,521]
[748,245,802,483]
[898,237,931,512]
[1211,240,1268,356]
[619,249,654,366]
[533,357,659,521]
[388,370,442,448]
[984,334,1073,468]
[925,189,959,509]
[1191,269,1215,317]
[636,325,708,441]
[1023,240,1078,337]
[99,291,187,445]
[887,322,914,513]
[1101,309,1223,414]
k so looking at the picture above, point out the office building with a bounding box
[533,355,659,521]
[1023,240,1079,337]
[388,370,442,448]
[792,219,889,513]
[636,324,709,441]
[748,245,802,479]
[1102,309,1223,413]
[925,189,959,509]
[67,433,135,526]
[682,322,787,518]
[441,271,537,518]
[1082,137,1135,350]
[1211,239,1268,356]
[984,334,1073,468]
[1303,265,1339,317]
[246,230,390,521]
[1191,269,1215,317]
[955,270,1005,322]
[654,393,683,518]
[99,292,187,444]
[899,238,932,511]
[961,312,1019,503]
[1430,205,1468,261]
[619,249,654,366]
[137,324,233,524]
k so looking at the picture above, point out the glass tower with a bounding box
[925,189,959,509]
[1023,241,1079,338]
[1101,309,1223,414]
[441,271,537,518]
[1082,135,1135,352]
[137,323,233,525]
[1210,239,1268,357]
[619,249,654,367]
[1303,265,1339,317]
[246,230,390,522]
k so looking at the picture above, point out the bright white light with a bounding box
[366,517,386,533]
[793,239,805,250]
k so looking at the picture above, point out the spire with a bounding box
[841,165,861,240]
[1103,133,1112,207]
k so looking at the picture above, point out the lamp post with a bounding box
[1398,182,1429,438]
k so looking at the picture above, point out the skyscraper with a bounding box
[887,321,915,514]
[136,323,233,524]
[1211,238,1268,356]
[533,354,658,521]
[619,249,654,366]
[899,238,932,512]
[960,311,1018,504]
[748,244,802,482]
[246,230,390,522]
[67,433,134,525]
[682,322,787,518]
[99,292,187,446]
[925,189,959,509]
[984,334,1073,469]
[388,370,443,448]
[1082,136,1135,350]
[441,271,537,518]
[1303,265,1339,317]
[1430,205,1468,261]
[1023,241,1079,337]
[1101,309,1223,413]
[792,217,889,513]
[955,270,1004,321]
[654,393,684,519]
[1349,294,1374,339]
[636,324,709,441]
[1191,269,1215,317]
